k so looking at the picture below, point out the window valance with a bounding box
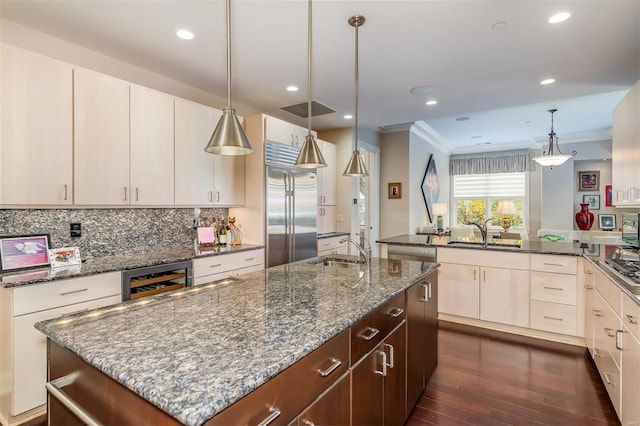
[449,149,534,176]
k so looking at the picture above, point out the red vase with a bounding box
[575,203,594,230]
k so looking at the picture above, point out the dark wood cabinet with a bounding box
[296,372,350,426]
[406,270,438,414]
[383,321,407,426]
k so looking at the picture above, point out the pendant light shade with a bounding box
[343,15,368,177]
[532,108,576,167]
[204,0,253,156]
[295,0,327,168]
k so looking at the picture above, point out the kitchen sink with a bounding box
[309,256,366,268]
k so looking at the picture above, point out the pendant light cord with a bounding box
[226,0,232,107]
[307,0,312,136]
[354,18,359,152]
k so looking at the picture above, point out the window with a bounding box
[453,172,526,227]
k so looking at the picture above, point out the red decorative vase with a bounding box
[575,203,594,230]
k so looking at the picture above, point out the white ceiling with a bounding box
[1,0,638,153]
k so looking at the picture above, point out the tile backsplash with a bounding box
[0,208,227,258]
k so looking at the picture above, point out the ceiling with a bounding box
[1,0,638,153]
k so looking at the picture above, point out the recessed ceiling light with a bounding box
[456,116,470,122]
[540,78,556,85]
[286,85,299,92]
[176,29,194,40]
[492,22,506,30]
[425,100,437,106]
[548,12,571,24]
[410,86,434,95]
[471,135,482,139]
[344,114,353,120]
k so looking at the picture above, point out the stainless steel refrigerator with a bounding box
[266,141,318,267]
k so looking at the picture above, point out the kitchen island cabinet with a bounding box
[37,257,438,425]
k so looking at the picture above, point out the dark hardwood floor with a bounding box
[407,321,620,426]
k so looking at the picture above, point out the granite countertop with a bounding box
[317,231,350,239]
[377,234,593,256]
[0,244,263,288]
[35,256,436,426]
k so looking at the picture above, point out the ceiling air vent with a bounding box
[281,100,335,118]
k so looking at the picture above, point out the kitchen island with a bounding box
[36,256,438,425]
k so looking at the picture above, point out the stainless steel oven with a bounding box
[121,260,192,301]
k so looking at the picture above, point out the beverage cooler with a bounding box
[121,260,192,301]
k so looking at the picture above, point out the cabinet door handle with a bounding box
[473,269,477,281]
[302,421,315,426]
[585,270,593,275]
[388,307,404,317]
[63,184,68,201]
[419,282,431,302]
[593,309,602,317]
[544,315,563,321]
[483,270,486,282]
[317,358,342,377]
[383,343,395,368]
[584,284,594,289]
[46,373,100,426]
[245,257,255,261]
[543,262,564,267]
[208,191,213,202]
[257,406,281,426]
[543,286,563,291]
[135,187,139,201]
[123,186,128,201]
[626,314,638,324]
[215,191,220,202]
[360,327,380,341]
[605,328,615,338]
[593,348,600,358]
[375,350,387,376]
[209,263,222,268]
[603,372,614,386]
[60,288,88,296]
[615,330,623,350]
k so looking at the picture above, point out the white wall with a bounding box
[379,131,410,238]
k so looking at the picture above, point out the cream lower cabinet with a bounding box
[0,273,121,425]
[1,45,73,206]
[317,236,348,257]
[193,249,265,285]
[438,248,529,327]
[622,295,640,426]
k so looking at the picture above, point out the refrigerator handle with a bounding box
[289,172,296,261]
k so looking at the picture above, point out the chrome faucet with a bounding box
[467,218,492,248]
[340,236,372,264]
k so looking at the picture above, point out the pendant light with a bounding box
[294,0,327,168]
[204,0,253,156]
[343,15,369,177]
[532,108,576,167]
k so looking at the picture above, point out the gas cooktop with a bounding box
[604,257,640,286]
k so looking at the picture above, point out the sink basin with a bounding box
[309,256,366,268]
[447,241,521,249]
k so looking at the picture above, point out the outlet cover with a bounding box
[70,222,81,238]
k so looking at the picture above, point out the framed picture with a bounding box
[49,247,81,268]
[583,194,600,210]
[420,154,440,223]
[598,214,616,230]
[605,184,613,207]
[388,182,402,199]
[584,243,600,257]
[0,234,50,272]
[578,170,600,191]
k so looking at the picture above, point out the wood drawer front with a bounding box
[530,300,577,336]
[13,272,121,316]
[194,249,264,278]
[594,268,622,317]
[593,350,621,417]
[592,290,622,368]
[530,272,578,305]
[437,248,529,270]
[623,295,640,341]
[351,292,406,364]
[530,254,577,274]
[208,329,349,426]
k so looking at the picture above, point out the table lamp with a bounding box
[432,203,447,233]
[496,201,516,232]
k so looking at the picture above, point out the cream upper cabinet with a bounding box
[130,85,175,205]
[74,67,130,205]
[612,80,640,206]
[317,139,337,206]
[318,205,337,234]
[0,45,73,205]
[174,98,218,206]
[212,154,245,206]
[264,115,313,148]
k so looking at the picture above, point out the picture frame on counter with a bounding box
[578,170,599,191]
[0,234,50,271]
[598,214,616,230]
[605,184,613,207]
[49,247,82,268]
[583,194,600,210]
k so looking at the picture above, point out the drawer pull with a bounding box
[543,262,564,267]
[46,373,100,426]
[301,421,315,426]
[584,284,594,289]
[209,264,223,268]
[419,282,431,302]
[245,257,255,261]
[605,328,615,338]
[593,309,602,317]
[543,286,563,291]
[257,406,281,426]
[388,307,404,317]
[60,288,88,296]
[60,308,89,317]
[360,327,380,341]
[603,372,614,386]
[616,330,623,350]
[593,348,600,358]
[383,343,395,368]
[318,358,342,377]
[375,350,387,376]
[585,270,593,275]
[543,315,563,321]
[626,314,638,324]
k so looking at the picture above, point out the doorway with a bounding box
[351,146,380,257]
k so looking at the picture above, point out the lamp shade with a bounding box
[204,107,253,155]
[432,203,447,216]
[343,150,368,177]
[531,153,572,167]
[295,134,326,168]
[496,201,516,215]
